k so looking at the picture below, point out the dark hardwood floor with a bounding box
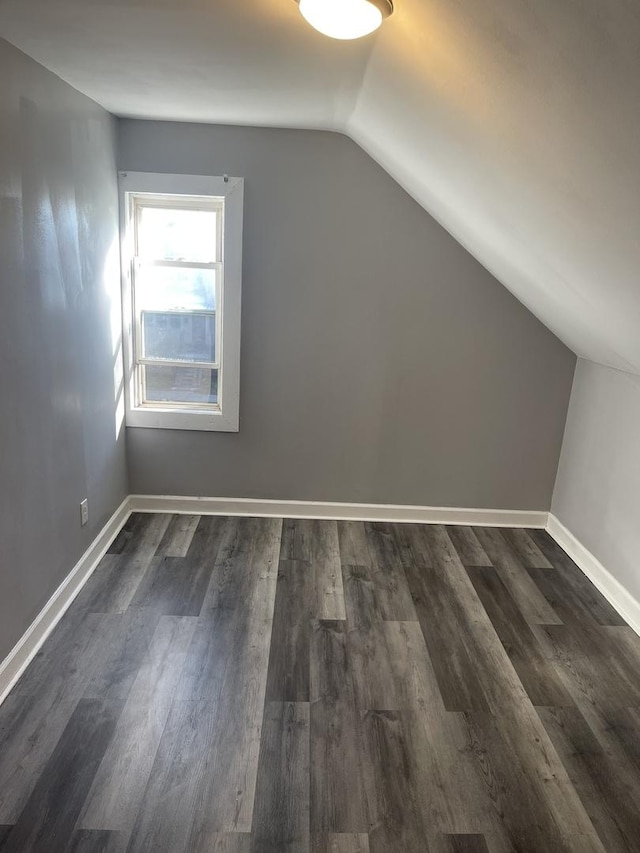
[1,513,640,852]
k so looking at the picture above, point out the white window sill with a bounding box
[125,406,239,432]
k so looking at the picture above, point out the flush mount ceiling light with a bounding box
[297,0,394,40]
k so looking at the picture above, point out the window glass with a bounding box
[142,312,216,364]
[144,365,219,405]
[138,206,219,262]
[136,265,216,312]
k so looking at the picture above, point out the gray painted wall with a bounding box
[0,39,128,661]
[119,120,575,510]
[552,360,640,604]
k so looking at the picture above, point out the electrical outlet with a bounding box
[80,499,89,527]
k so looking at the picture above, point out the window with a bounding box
[120,172,243,431]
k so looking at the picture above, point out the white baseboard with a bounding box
[0,497,131,706]
[546,513,640,636]
[129,494,548,528]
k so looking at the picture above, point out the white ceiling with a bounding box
[2,0,639,374]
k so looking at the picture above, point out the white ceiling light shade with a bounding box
[298,0,393,40]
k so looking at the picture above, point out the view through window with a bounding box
[132,197,224,408]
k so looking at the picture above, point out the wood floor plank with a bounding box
[363,521,405,567]
[70,554,153,615]
[312,835,370,853]
[361,709,431,853]
[3,699,117,853]
[535,623,640,712]
[404,557,490,712]
[310,621,369,834]
[446,526,491,567]
[473,527,562,625]
[462,710,605,853]
[528,531,626,626]
[381,620,444,714]
[184,515,229,564]
[401,699,512,847]
[527,566,600,626]
[202,836,252,853]
[310,521,346,619]
[0,610,115,822]
[592,706,640,778]
[179,518,281,701]
[108,513,172,558]
[412,526,607,850]
[337,522,416,622]
[128,555,212,616]
[124,698,218,853]
[336,522,370,566]
[387,522,433,568]
[373,621,511,845]
[155,514,200,557]
[11,609,106,698]
[347,623,400,712]
[281,518,339,563]
[446,834,490,853]
[201,516,282,614]
[538,706,640,853]
[466,565,574,707]
[164,518,282,840]
[107,512,148,555]
[282,519,345,620]
[342,567,405,711]
[250,702,310,852]
[362,522,417,620]
[265,559,314,702]
[0,692,81,822]
[341,564,383,627]
[500,528,552,569]
[67,829,121,852]
[82,609,158,712]
[79,616,197,839]
[606,623,640,673]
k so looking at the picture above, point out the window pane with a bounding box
[142,311,216,363]
[144,365,218,405]
[138,206,219,262]
[136,265,216,311]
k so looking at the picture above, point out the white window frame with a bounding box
[119,171,243,431]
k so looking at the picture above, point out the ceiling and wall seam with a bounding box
[1,0,638,375]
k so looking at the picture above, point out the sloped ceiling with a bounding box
[1,0,639,373]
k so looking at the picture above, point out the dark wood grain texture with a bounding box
[3,699,117,853]
[447,835,490,853]
[539,706,640,853]
[310,620,369,834]
[265,560,315,702]
[312,835,370,853]
[1,515,638,852]
[128,555,212,616]
[155,514,200,557]
[281,519,345,620]
[251,701,310,852]
[67,830,120,853]
[466,564,574,707]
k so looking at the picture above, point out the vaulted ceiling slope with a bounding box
[2,0,639,373]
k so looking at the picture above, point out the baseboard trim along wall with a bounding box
[128,494,549,528]
[129,497,639,637]
[546,513,640,636]
[2,496,639,707]
[0,498,131,706]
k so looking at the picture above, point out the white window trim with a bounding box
[119,171,243,432]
